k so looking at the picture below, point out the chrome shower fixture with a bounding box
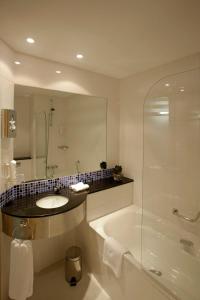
[49,99,55,127]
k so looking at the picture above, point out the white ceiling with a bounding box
[1,0,200,78]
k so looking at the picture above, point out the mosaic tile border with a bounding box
[0,168,113,208]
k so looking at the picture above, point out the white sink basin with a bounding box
[36,195,69,209]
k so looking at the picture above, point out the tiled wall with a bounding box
[0,168,113,208]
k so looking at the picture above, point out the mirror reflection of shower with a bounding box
[48,99,55,127]
[75,160,81,174]
[46,99,58,178]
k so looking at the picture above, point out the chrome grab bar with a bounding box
[172,208,200,223]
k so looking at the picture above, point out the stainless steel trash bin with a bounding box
[65,246,82,286]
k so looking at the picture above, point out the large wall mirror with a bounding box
[14,85,107,181]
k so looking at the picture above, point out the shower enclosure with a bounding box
[33,111,47,179]
[33,107,56,180]
[142,69,200,300]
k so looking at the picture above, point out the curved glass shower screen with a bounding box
[142,69,200,300]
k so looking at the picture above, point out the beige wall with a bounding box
[14,96,32,158]
[0,41,15,192]
[0,40,15,300]
[120,53,200,207]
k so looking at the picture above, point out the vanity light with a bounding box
[56,70,62,74]
[165,83,170,87]
[26,37,35,44]
[14,61,21,65]
[76,54,84,59]
[159,111,169,115]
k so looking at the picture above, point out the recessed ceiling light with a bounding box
[26,37,35,44]
[76,54,84,59]
[14,61,21,65]
[56,70,62,74]
[180,87,185,92]
[165,83,170,87]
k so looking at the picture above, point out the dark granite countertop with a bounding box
[88,176,133,194]
[1,189,88,218]
[1,176,133,219]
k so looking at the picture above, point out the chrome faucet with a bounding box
[53,185,62,194]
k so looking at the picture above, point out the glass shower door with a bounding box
[142,69,200,300]
[33,112,47,179]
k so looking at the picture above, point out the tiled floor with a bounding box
[29,261,110,300]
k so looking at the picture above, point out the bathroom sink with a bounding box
[36,195,69,209]
[2,188,87,239]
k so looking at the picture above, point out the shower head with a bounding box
[50,99,55,111]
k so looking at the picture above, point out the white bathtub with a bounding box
[89,205,200,300]
[90,205,141,267]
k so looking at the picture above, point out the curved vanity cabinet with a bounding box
[1,189,87,240]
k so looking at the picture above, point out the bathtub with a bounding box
[89,205,141,267]
[89,205,200,300]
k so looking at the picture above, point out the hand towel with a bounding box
[103,237,126,278]
[9,239,34,300]
[70,182,89,192]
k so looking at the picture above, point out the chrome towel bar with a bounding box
[172,208,200,223]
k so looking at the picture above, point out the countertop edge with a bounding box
[1,177,133,219]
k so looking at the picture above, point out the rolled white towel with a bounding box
[9,239,34,300]
[70,182,89,192]
[103,237,127,278]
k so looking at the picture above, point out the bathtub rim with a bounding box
[89,204,142,269]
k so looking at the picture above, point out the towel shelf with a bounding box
[2,202,85,240]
